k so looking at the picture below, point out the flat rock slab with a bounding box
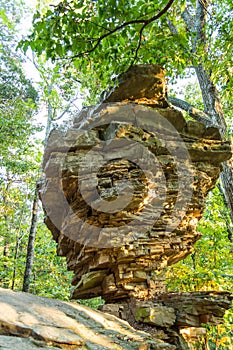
[0,336,62,350]
[0,288,175,350]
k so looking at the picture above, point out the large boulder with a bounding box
[0,288,174,350]
[0,288,231,350]
[38,64,232,349]
[40,101,231,301]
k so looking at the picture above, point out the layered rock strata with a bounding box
[101,291,232,349]
[0,288,174,350]
[41,101,231,301]
[40,65,232,349]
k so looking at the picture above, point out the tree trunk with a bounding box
[22,184,39,292]
[2,181,10,257]
[194,65,227,133]
[168,96,213,126]
[44,84,53,145]
[177,1,233,223]
[195,64,233,222]
[220,163,233,223]
[22,84,54,292]
[3,230,10,257]
[12,232,20,290]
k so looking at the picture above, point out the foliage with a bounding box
[167,186,233,291]
[21,0,233,102]
[34,55,82,124]
[77,296,104,310]
[0,206,74,300]
[21,0,179,99]
[27,221,73,300]
[166,185,233,348]
[0,0,85,303]
[0,0,39,176]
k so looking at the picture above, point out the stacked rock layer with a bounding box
[41,102,231,302]
[40,65,232,349]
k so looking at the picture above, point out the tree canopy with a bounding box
[22,0,233,99]
[22,0,233,223]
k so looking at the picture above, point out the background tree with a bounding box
[22,55,82,292]
[0,0,39,288]
[0,0,74,298]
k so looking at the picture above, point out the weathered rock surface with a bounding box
[40,101,231,301]
[0,288,175,350]
[104,65,169,108]
[101,291,232,328]
[100,291,232,349]
[39,65,232,349]
[1,289,231,350]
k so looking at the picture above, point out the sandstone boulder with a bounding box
[38,64,232,349]
[0,288,174,350]
[40,100,231,301]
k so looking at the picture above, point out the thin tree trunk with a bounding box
[194,65,227,134]
[195,64,233,222]
[3,228,10,257]
[12,183,29,290]
[220,163,233,223]
[175,1,233,222]
[22,84,53,293]
[22,184,39,292]
[44,84,53,145]
[12,233,20,290]
[3,181,10,257]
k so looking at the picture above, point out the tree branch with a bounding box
[130,23,147,65]
[166,18,178,34]
[70,0,176,59]
[195,0,209,48]
[168,95,214,126]
[217,182,233,240]
[52,96,81,121]
[181,7,195,32]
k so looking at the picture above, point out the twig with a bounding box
[69,0,176,60]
